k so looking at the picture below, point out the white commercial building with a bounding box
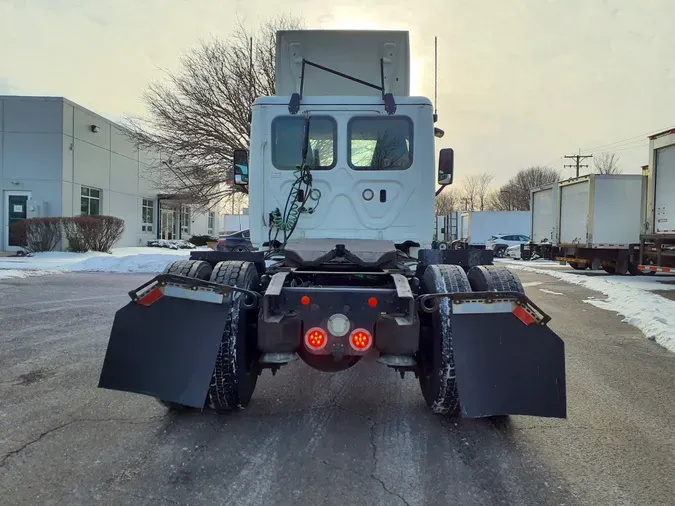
[0,95,220,252]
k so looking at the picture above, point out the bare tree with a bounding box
[491,166,560,211]
[459,172,494,211]
[477,172,494,211]
[435,188,459,215]
[123,14,304,210]
[461,175,479,211]
[487,186,519,211]
[593,152,622,174]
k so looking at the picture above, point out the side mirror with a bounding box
[233,149,249,185]
[438,148,454,185]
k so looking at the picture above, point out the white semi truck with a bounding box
[97,29,566,420]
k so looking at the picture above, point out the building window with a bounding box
[80,187,101,215]
[180,206,191,234]
[207,211,215,235]
[142,199,154,232]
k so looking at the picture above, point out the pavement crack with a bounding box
[368,417,411,506]
[0,419,77,468]
[334,404,371,420]
[0,415,168,468]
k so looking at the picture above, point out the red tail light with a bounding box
[305,327,327,351]
[349,329,372,352]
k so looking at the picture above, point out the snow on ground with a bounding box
[0,247,204,276]
[503,261,675,353]
[0,269,63,280]
[539,288,564,295]
[498,258,576,270]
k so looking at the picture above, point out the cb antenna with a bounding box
[433,36,439,123]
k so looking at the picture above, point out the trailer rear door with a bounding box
[559,179,589,244]
[532,188,554,243]
[654,144,675,233]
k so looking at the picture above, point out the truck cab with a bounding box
[245,95,437,250]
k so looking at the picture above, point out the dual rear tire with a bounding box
[417,264,524,416]
[158,259,260,413]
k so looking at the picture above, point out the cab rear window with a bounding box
[348,117,413,170]
[272,116,337,170]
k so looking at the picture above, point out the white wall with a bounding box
[62,100,159,247]
[0,97,64,250]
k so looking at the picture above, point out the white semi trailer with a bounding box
[524,183,560,260]
[555,174,646,273]
[459,211,530,249]
[635,128,675,273]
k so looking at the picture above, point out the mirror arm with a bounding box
[435,186,447,197]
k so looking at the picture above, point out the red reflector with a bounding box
[367,297,378,308]
[513,306,536,326]
[304,327,327,351]
[349,329,372,351]
[301,296,311,306]
[138,287,163,306]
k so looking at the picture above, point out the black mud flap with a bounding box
[449,294,567,419]
[98,296,230,408]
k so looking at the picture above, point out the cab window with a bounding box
[272,116,337,170]
[348,117,413,170]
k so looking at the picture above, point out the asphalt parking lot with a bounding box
[1,271,675,506]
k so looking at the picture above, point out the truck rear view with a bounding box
[97,29,567,421]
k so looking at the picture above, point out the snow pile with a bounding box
[146,239,197,250]
[0,269,62,280]
[70,253,190,273]
[496,258,571,270]
[507,263,675,353]
[0,247,200,275]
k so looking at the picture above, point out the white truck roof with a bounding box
[275,30,410,97]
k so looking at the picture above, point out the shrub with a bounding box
[8,220,28,249]
[188,234,218,247]
[24,218,63,252]
[63,216,125,253]
[8,218,62,253]
[62,218,87,252]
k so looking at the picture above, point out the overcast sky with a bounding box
[2,0,674,186]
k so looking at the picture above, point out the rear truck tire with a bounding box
[467,265,525,294]
[163,259,213,279]
[601,263,616,275]
[417,264,472,416]
[157,259,213,411]
[207,260,261,412]
[568,261,587,270]
[438,241,449,250]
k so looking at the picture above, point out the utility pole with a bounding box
[564,149,593,177]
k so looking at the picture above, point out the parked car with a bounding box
[485,234,530,257]
[505,243,524,259]
[216,229,253,252]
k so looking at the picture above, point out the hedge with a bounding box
[8,216,125,253]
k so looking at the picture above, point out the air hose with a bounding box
[267,163,321,254]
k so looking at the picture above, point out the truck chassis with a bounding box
[98,241,567,419]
